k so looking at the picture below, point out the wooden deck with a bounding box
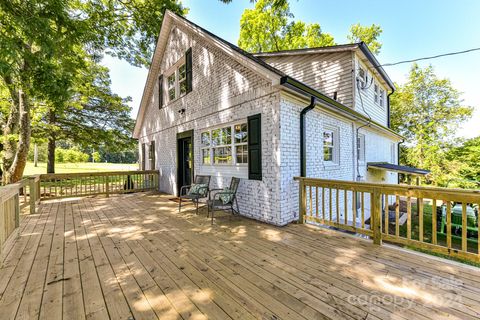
[1,193,479,320]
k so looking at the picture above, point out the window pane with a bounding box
[324,146,333,161]
[214,147,232,164]
[168,73,176,100]
[222,127,231,144]
[211,129,221,146]
[179,80,187,95]
[202,149,210,164]
[178,64,186,80]
[323,131,334,146]
[201,132,210,146]
[234,123,248,143]
[236,145,248,164]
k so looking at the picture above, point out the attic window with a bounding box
[374,83,379,103]
[379,89,385,108]
[358,67,366,84]
[166,59,186,102]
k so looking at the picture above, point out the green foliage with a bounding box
[92,151,101,163]
[390,64,473,186]
[55,148,89,163]
[347,23,383,54]
[238,0,335,52]
[446,137,480,188]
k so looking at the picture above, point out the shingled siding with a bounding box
[261,52,355,108]
[137,23,284,225]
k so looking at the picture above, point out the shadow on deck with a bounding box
[0,192,479,319]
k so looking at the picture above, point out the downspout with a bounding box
[387,89,395,128]
[300,96,316,177]
[397,140,404,184]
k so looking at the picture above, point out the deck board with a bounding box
[1,192,479,320]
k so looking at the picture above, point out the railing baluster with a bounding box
[315,187,319,218]
[384,194,389,235]
[418,198,424,242]
[344,190,348,225]
[395,195,400,238]
[432,199,437,245]
[321,187,325,223]
[329,188,332,222]
[352,191,356,228]
[361,192,365,229]
[462,202,467,252]
[407,196,411,239]
[446,201,451,249]
[309,186,312,217]
[336,189,339,224]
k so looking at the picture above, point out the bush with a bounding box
[92,151,101,163]
[55,148,89,163]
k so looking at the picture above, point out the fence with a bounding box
[295,177,480,263]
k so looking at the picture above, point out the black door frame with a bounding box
[176,130,194,195]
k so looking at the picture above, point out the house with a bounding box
[133,10,403,226]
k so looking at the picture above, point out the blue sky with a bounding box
[102,0,480,138]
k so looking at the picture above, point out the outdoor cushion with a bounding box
[219,188,234,204]
[188,183,207,196]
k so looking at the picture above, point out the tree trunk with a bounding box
[47,110,56,174]
[2,89,31,184]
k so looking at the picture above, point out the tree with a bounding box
[347,23,383,54]
[446,137,480,188]
[238,0,335,52]
[92,151,101,163]
[390,64,473,186]
[0,0,185,182]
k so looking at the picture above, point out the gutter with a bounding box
[300,96,316,177]
[280,76,403,139]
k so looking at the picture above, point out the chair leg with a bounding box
[178,197,182,213]
[235,197,240,215]
[211,207,214,225]
[196,198,199,215]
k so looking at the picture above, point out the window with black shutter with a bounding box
[158,75,163,108]
[185,47,192,93]
[247,114,262,180]
[149,141,156,170]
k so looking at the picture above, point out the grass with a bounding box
[23,162,138,176]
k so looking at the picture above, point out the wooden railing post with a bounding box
[28,176,36,214]
[298,178,306,224]
[105,175,110,198]
[14,192,20,228]
[372,188,382,245]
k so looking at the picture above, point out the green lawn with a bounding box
[23,162,138,176]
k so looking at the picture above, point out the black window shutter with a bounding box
[247,113,262,180]
[185,47,193,93]
[158,75,163,108]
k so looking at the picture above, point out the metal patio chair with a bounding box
[178,175,211,215]
[207,177,240,224]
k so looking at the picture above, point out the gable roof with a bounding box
[253,42,395,91]
[133,10,284,138]
[134,11,400,140]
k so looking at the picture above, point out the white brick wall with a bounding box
[137,22,400,227]
[138,22,284,225]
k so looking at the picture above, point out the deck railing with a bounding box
[0,175,41,256]
[295,177,480,263]
[0,170,158,256]
[38,170,159,200]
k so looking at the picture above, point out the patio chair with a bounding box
[178,175,211,215]
[207,177,240,224]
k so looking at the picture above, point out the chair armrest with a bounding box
[213,191,235,203]
[179,185,192,196]
[208,188,223,200]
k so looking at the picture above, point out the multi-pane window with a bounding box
[379,89,385,108]
[374,83,379,104]
[201,123,248,165]
[149,141,156,170]
[167,73,176,101]
[166,61,186,102]
[357,134,365,162]
[323,130,334,162]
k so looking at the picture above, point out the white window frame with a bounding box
[358,67,367,85]
[357,133,365,163]
[379,89,385,108]
[323,126,340,166]
[374,83,379,104]
[165,57,186,103]
[200,121,248,167]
